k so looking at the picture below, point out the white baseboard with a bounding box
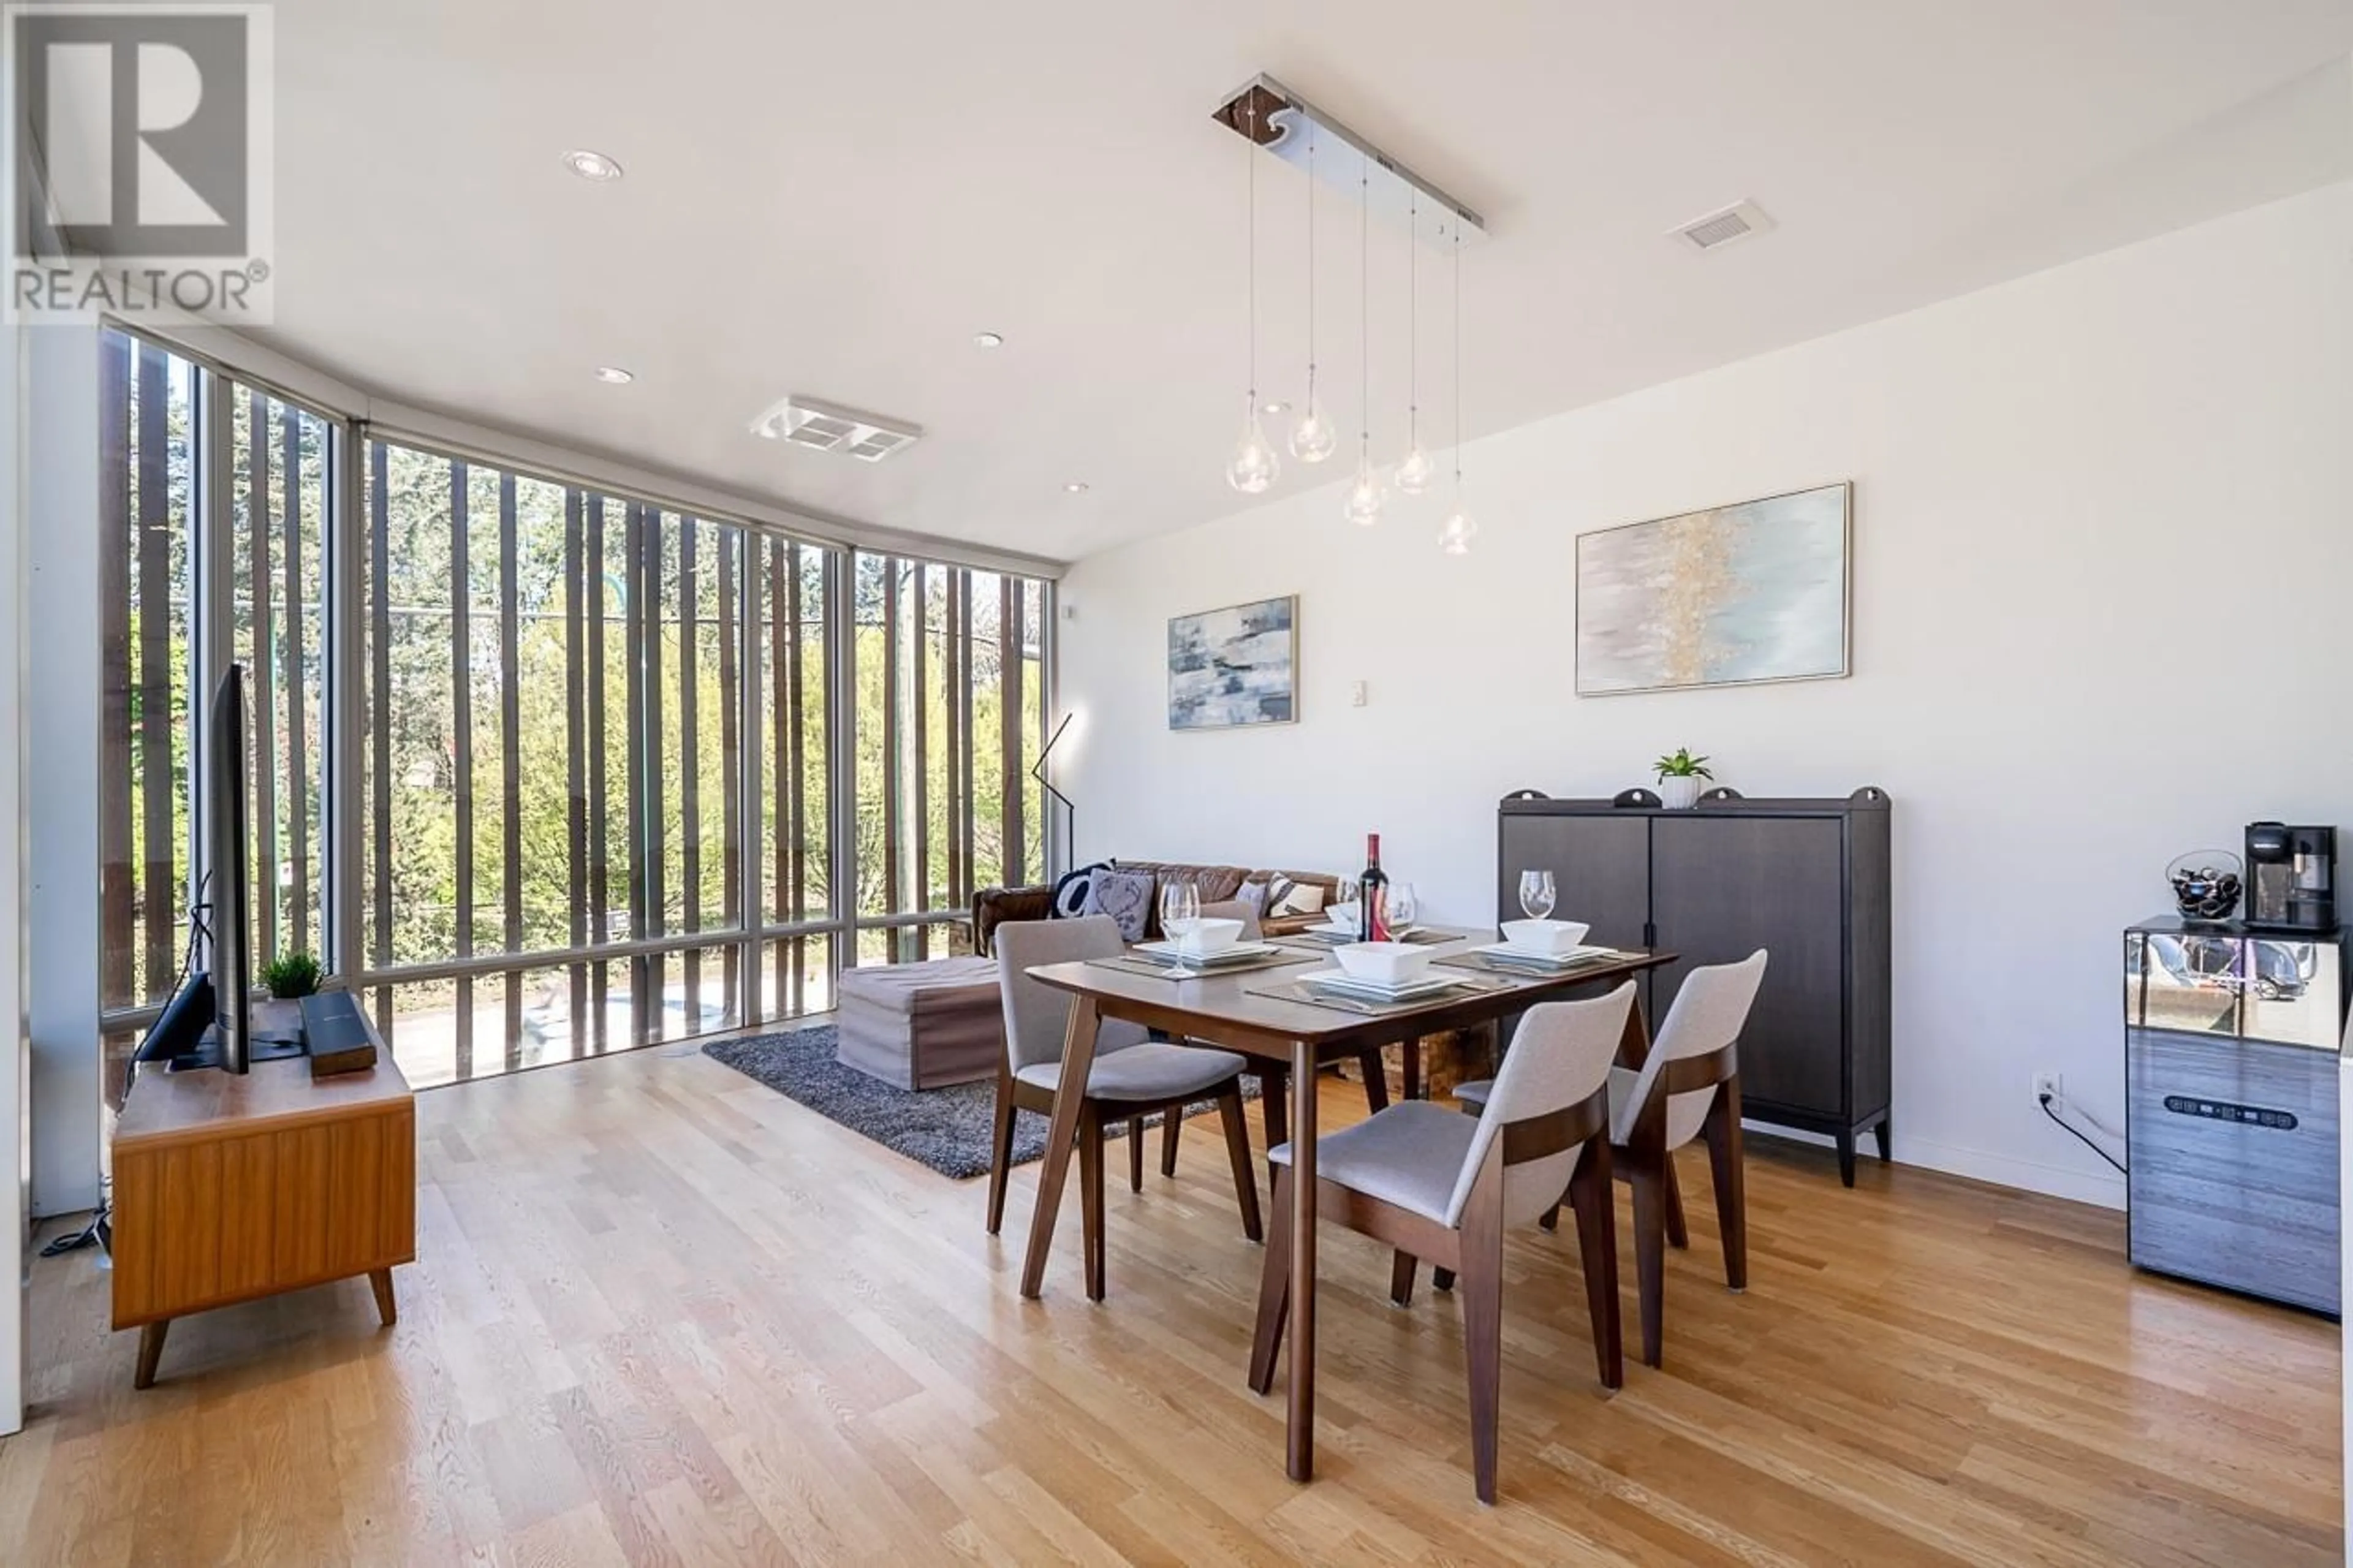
[1896,1135,2126,1211]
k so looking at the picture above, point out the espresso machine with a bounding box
[2245,824,2337,933]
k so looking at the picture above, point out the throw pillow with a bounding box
[1235,879,1270,918]
[1081,867,1156,942]
[1270,878,1327,917]
[1051,861,1111,920]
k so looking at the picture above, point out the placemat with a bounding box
[1085,949,1316,982]
[1274,926,1455,950]
[1434,949,1637,979]
[1243,973,1508,1017]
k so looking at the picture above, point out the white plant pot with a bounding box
[1657,775,1704,810]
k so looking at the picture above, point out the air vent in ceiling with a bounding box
[749,395,923,461]
[1670,199,1774,254]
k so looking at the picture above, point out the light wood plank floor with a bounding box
[2,1032,2340,1566]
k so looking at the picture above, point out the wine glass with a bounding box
[1332,882,1360,936]
[1159,879,1202,979]
[1518,869,1557,922]
[1385,882,1419,936]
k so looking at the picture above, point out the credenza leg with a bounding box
[134,1320,170,1389]
[369,1267,398,1327]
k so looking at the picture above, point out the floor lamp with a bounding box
[1032,713,1077,873]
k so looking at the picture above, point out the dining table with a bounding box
[1019,928,1677,1482]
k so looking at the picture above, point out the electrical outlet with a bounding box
[2032,1071,2063,1105]
[1350,680,1368,708]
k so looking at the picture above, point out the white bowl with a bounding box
[1332,941,1434,986]
[1171,917,1245,956]
[1499,919,1591,956]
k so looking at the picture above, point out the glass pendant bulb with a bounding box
[1226,398,1279,494]
[1290,396,1338,463]
[1394,442,1436,494]
[1342,452,1385,526]
[1438,502,1478,555]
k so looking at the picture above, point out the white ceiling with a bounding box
[258,1,2353,564]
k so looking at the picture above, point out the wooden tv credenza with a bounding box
[110,1001,415,1388]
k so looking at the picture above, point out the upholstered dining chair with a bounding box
[1455,950,1768,1368]
[1247,982,1633,1505]
[987,916,1262,1301]
[1155,898,1399,1188]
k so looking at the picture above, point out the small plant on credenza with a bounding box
[262,950,323,999]
[1653,748,1715,810]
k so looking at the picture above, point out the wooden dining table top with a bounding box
[1017,930,1677,1485]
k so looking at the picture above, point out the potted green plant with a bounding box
[261,950,323,1000]
[1652,748,1714,810]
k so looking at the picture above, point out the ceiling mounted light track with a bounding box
[1211,75,1487,253]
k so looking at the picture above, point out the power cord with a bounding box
[43,892,215,1260]
[2039,1090,2127,1174]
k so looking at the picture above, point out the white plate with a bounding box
[1131,939,1279,966]
[1308,920,1415,939]
[1296,968,1463,1002]
[1470,941,1616,968]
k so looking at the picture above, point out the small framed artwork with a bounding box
[1575,481,1852,697]
[1168,594,1298,730]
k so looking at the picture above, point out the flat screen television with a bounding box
[208,664,252,1074]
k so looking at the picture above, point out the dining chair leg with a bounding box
[1128,1116,1146,1194]
[1260,1072,1289,1189]
[1433,1265,1457,1293]
[1568,1140,1622,1390]
[1664,1157,1690,1250]
[1460,1175,1507,1506]
[984,1067,1018,1237]
[1161,1106,1181,1177]
[1704,1078,1748,1292]
[1389,1250,1417,1307]
[1402,1037,1422,1100]
[1630,1154,1669,1368]
[1357,1048,1390,1113]
[1247,1167,1294,1395]
[1216,1086,1263,1243]
[1079,1111,1108,1303]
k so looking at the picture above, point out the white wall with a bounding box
[2,311,28,1434]
[1061,183,2353,1208]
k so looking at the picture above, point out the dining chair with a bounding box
[1247,982,1632,1504]
[1454,950,1768,1368]
[987,916,1263,1301]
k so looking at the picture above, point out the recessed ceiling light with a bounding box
[972,331,1004,349]
[1063,481,1089,494]
[1262,400,1289,415]
[562,149,624,182]
[593,365,634,385]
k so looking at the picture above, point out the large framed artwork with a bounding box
[1575,481,1852,697]
[1168,594,1298,730]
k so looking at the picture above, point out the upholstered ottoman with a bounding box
[835,957,1005,1089]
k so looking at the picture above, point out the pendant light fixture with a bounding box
[1438,223,1478,555]
[1341,151,1384,526]
[1224,93,1278,495]
[1290,125,1336,464]
[1393,190,1435,495]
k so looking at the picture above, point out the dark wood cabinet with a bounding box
[1498,789,1893,1184]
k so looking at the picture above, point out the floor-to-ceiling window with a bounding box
[359,442,843,1086]
[95,326,1051,1094]
[96,332,199,1102]
[852,553,1051,964]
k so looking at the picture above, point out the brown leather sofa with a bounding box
[972,861,1344,956]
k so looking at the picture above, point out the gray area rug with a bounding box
[702,1023,1254,1180]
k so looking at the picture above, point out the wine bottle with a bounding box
[1359,833,1389,943]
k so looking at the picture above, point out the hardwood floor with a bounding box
[2,1031,2339,1565]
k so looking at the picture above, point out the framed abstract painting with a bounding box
[1575,482,1852,697]
[1168,594,1298,730]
